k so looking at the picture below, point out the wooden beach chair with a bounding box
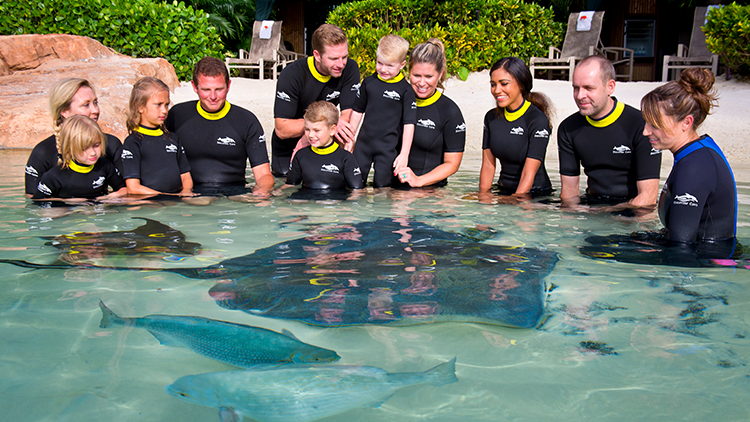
[661,6,719,82]
[225,20,304,80]
[530,11,634,82]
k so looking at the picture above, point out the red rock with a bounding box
[0,34,179,149]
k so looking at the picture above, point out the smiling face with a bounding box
[138,89,170,128]
[490,67,524,110]
[314,43,348,78]
[376,55,406,81]
[410,62,442,99]
[304,120,336,148]
[192,74,230,113]
[61,86,100,121]
[642,110,692,153]
[572,61,615,119]
[74,141,102,165]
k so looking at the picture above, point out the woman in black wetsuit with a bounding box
[395,39,465,188]
[641,67,736,245]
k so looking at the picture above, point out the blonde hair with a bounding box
[312,24,348,55]
[409,38,447,89]
[48,78,96,130]
[126,77,170,133]
[58,115,106,169]
[641,67,718,132]
[377,34,409,63]
[304,101,339,127]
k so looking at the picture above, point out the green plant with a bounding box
[327,0,564,78]
[704,3,750,77]
[0,0,224,80]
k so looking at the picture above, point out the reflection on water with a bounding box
[1,150,750,421]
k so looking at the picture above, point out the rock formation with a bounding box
[0,34,180,149]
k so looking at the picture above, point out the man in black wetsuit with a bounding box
[165,57,274,198]
[558,55,661,208]
[271,24,360,177]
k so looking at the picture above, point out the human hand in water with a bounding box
[395,167,423,187]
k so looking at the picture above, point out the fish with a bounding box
[2,219,559,328]
[165,358,458,422]
[98,301,339,367]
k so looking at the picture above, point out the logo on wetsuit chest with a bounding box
[217,137,236,146]
[674,192,699,207]
[276,91,291,102]
[455,122,466,133]
[417,119,436,129]
[321,164,340,173]
[510,127,524,135]
[92,176,105,189]
[165,144,178,153]
[650,147,662,155]
[121,149,134,160]
[383,90,401,101]
[612,145,631,154]
[25,165,39,177]
[534,129,549,138]
[326,91,341,102]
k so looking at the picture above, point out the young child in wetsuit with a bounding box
[348,35,416,187]
[121,77,194,196]
[275,101,364,195]
[33,115,127,201]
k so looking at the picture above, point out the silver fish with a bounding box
[165,358,458,422]
[98,300,339,367]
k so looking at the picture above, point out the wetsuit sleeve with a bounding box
[104,161,126,191]
[338,60,360,111]
[24,137,56,196]
[177,144,191,174]
[443,106,466,153]
[557,123,580,176]
[527,114,551,162]
[402,84,417,125]
[632,123,662,180]
[105,134,124,174]
[344,153,364,189]
[274,64,304,119]
[32,171,60,199]
[286,153,303,185]
[664,157,715,243]
[244,114,270,167]
[121,137,142,180]
[481,111,492,150]
[352,77,368,113]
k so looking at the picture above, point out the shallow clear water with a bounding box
[1,149,750,422]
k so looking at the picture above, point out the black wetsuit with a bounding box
[558,98,661,201]
[482,100,552,194]
[32,159,125,199]
[659,135,737,243]
[25,133,122,196]
[286,142,364,191]
[393,91,465,188]
[352,72,416,187]
[272,56,360,176]
[165,100,268,196]
[121,127,191,194]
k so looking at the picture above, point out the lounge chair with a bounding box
[530,11,634,82]
[661,6,719,82]
[225,20,304,80]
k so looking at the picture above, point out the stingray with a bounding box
[1,218,558,328]
[41,217,201,260]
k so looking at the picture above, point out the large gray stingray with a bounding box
[1,218,558,328]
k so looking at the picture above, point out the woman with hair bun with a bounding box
[641,67,736,244]
[479,57,554,201]
[395,38,465,188]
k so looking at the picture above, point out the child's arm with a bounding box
[125,178,162,196]
[393,123,414,171]
[179,172,195,196]
[343,110,364,152]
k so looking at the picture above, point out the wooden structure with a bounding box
[225,21,304,80]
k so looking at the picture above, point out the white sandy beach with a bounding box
[172,71,750,165]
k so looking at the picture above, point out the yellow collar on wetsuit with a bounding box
[69,160,94,174]
[308,56,331,83]
[586,99,624,128]
[377,72,404,83]
[312,142,338,155]
[504,99,530,122]
[416,90,441,107]
[135,126,164,136]
[196,100,231,120]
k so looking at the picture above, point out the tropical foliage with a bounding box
[704,3,750,77]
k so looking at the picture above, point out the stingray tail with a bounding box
[0,258,210,279]
[423,357,458,387]
[98,300,124,328]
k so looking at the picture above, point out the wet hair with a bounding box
[377,34,409,64]
[48,78,96,130]
[193,56,229,86]
[577,55,616,85]
[304,101,339,127]
[490,57,555,127]
[408,38,447,89]
[126,77,171,133]
[641,67,718,132]
[312,24,348,55]
[57,115,106,169]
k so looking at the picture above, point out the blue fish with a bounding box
[165,358,458,422]
[98,301,339,367]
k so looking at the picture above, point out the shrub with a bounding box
[704,3,750,77]
[327,0,564,78]
[0,0,224,80]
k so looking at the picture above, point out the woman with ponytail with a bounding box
[479,57,554,201]
[641,67,736,244]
